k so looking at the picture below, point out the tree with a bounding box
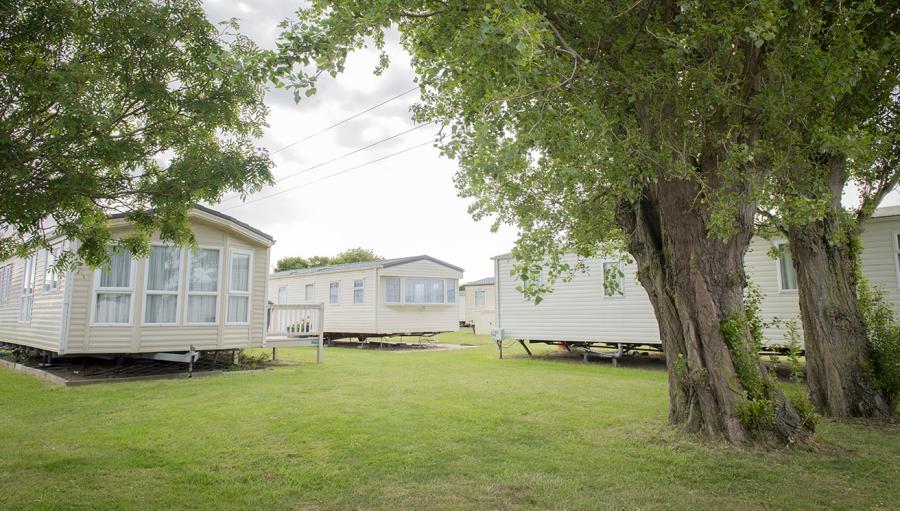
[274,247,382,272]
[270,1,862,444]
[0,0,273,268]
[755,6,899,417]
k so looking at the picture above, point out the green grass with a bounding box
[1,330,898,510]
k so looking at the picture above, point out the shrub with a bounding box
[856,275,900,409]
[237,350,270,370]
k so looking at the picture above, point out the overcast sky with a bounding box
[203,1,899,280]
[202,0,517,281]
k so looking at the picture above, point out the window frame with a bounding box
[90,249,136,326]
[353,279,364,304]
[774,241,798,293]
[142,244,184,326]
[404,278,446,305]
[894,231,900,290]
[474,289,486,307]
[446,279,456,304]
[226,248,253,326]
[18,256,36,323]
[384,277,401,304]
[329,281,340,305]
[304,283,315,302]
[183,246,223,326]
[0,264,13,304]
[277,285,287,305]
[602,260,626,299]
[42,244,61,293]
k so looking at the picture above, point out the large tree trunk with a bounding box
[616,179,813,444]
[786,158,890,417]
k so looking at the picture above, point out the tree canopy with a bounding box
[274,247,383,272]
[270,0,897,444]
[0,0,273,268]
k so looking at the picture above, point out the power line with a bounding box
[220,140,433,213]
[269,86,418,155]
[219,122,431,204]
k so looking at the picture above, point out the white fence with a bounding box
[266,303,325,363]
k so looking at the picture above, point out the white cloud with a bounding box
[202,1,515,280]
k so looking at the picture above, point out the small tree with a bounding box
[274,248,382,272]
[0,0,273,268]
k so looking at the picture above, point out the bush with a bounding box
[237,350,270,370]
[856,275,900,409]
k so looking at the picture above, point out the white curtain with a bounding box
[329,282,339,304]
[99,250,132,288]
[227,296,249,323]
[147,246,180,291]
[353,279,364,304]
[446,280,456,303]
[779,245,797,290]
[95,294,130,323]
[230,253,250,292]
[189,249,219,292]
[405,279,444,304]
[145,294,178,323]
[384,278,400,303]
[188,295,217,323]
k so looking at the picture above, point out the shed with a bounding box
[460,277,496,335]
[0,206,274,356]
[268,255,463,340]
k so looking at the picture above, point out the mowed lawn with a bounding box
[1,331,898,510]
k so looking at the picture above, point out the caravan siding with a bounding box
[62,218,270,354]
[495,254,661,344]
[0,248,67,352]
[748,213,900,345]
[269,268,378,333]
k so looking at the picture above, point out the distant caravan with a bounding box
[493,206,900,357]
[269,255,463,342]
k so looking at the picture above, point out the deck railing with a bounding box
[266,303,325,363]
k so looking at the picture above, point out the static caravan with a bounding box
[268,255,463,341]
[747,206,900,344]
[0,206,274,357]
[493,206,900,351]
[460,277,496,335]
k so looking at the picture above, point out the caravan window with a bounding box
[329,281,340,304]
[0,264,13,303]
[304,283,315,302]
[384,278,400,304]
[43,245,60,292]
[186,248,220,324]
[603,262,625,297]
[144,246,181,324]
[353,279,364,304]
[94,249,133,324]
[405,278,445,304]
[777,243,797,291]
[227,250,252,324]
[19,256,36,323]
[446,280,456,303]
[474,290,486,307]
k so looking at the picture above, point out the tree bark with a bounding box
[617,179,813,444]
[786,158,891,417]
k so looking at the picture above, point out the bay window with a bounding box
[144,245,181,324]
[94,249,133,324]
[227,250,251,324]
[186,248,220,324]
[405,278,445,304]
